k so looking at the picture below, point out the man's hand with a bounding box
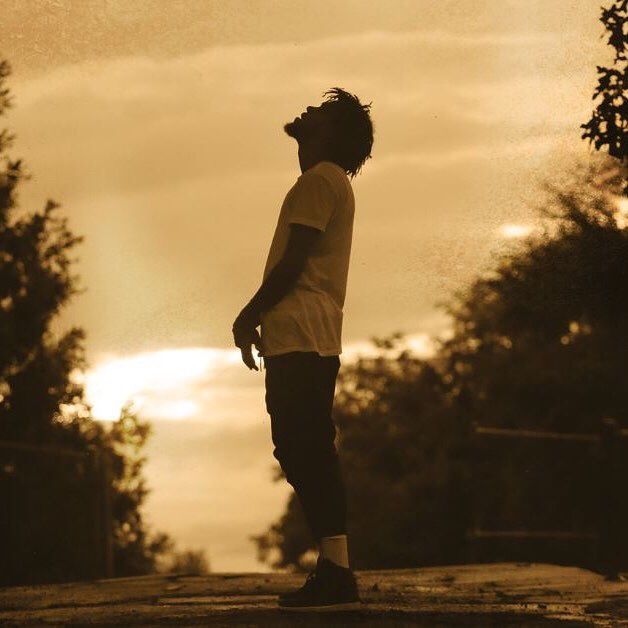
[239,335,262,371]
[232,316,263,371]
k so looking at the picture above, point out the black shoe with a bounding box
[278,556,361,612]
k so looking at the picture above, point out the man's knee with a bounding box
[273,438,337,482]
[272,445,301,487]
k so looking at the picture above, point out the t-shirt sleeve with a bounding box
[287,172,337,232]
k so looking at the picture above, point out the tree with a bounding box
[165,548,211,575]
[581,0,627,190]
[0,59,173,582]
[0,57,86,446]
[441,155,627,434]
[107,403,176,576]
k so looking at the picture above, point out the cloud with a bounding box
[11,25,588,199]
[85,330,439,422]
[10,19,595,362]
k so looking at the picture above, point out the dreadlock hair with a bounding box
[321,87,374,179]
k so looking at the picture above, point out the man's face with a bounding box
[284,102,333,144]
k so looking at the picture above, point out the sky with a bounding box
[2,0,607,571]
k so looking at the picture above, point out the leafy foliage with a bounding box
[164,548,211,575]
[581,1,627,175]
[441,156,627,434]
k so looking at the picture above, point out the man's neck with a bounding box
[298,143,333,174]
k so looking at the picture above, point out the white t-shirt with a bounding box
[260,160,355,357]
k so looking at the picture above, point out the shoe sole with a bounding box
[279,601,361,612]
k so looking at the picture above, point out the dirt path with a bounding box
[0,563,626,625]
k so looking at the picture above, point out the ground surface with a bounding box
[0,563,626,626]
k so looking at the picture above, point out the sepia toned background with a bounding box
[2,0,609,571]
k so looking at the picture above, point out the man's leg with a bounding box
[264,351,348,550]
[264,351,359,610]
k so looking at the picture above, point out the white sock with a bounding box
[319,534,350,569]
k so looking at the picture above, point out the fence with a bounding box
[467,417,628,577]
[0,440,113,586]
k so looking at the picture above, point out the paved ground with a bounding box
[0,563,626,626]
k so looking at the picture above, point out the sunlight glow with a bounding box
[497,223,534,239]
[85,347,240,421]
[85,333,443,423]
[614,196,628,229]
[342,332,437,361]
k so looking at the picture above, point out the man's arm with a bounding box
[233,223,322,332]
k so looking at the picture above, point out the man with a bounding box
[232,87,374,611]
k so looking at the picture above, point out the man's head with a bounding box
[284,87,374,179]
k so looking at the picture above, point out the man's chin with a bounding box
[283,120,302,140]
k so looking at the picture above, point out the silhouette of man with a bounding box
[232,87,373,611]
